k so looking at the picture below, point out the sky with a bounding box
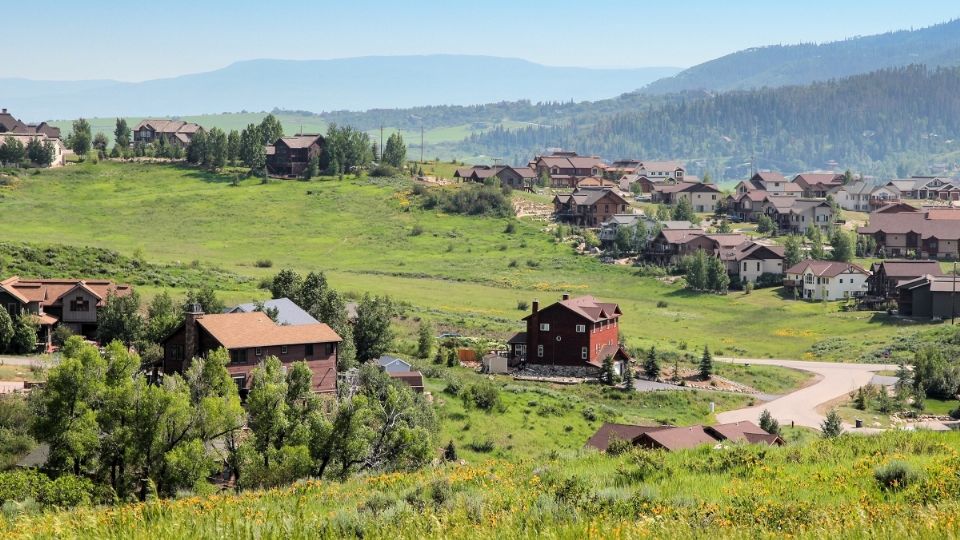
[3,0,959,81]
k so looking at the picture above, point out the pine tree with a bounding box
[416,320,434,359]
[758,409,781,436]
[643,347,660,379]
[621,361,634,391]
[831,229,854,262]
[601,356,617,385]
[699,345,713,379]
[446,348,458,367]
[820,409,844,438]
[853,387,868,410]
[444,440,458,462]
[784,235,804,269]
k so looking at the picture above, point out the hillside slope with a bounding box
[0,56,680,121]
[644,19,960,93]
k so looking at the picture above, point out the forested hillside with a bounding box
[644,19,960,93]
[458,66,960,178]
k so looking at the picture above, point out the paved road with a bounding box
[714,357,898,430]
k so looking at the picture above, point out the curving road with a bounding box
[714,357,898,430]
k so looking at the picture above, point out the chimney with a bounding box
[531,299,539,314]
[1,109,6,114]
[183,303,205,363]
[562,293,570,301]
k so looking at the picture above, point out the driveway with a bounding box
[714,357,898,430]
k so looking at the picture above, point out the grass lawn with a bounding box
[0,161,932,359]
[0,364,46,382]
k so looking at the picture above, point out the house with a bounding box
[858,208,960,259]
[388,371,425,393]
[886,176,960,201]
[265,134,325,176]
[376,354,414,373]
[586,420,782,453]
[553,187,630,227]
[0,108,61,139]
[734,172,803,198]
[0,276,134,347]
[784,260,869,301]
[161,307,341,394]
[133,119,203,147]
[727,242,786,284]
[576,176,619,189]
[727,190,772,222]
[603,159,643,179]
[529,151,605,188]
[761,197,835,235]
[226,298,320,326]
[875,202,919,214]
[0,132,66,167]
[454,165,537,190]
[636,161,685,183]
[508,294,629,373]
[831,181,901,212]
[598,214,690,244]
[897,275,960,319]
[651,181,722,212]
[646,228,707,265]
[867,260,946,299]
[793,173,844,198]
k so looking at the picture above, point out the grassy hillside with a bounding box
[0,161,931,359]
[6,430,960,539]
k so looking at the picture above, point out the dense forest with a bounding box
[644,19,960,94]
[457,66,960,179]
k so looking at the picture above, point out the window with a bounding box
[281,345,288,354]
[230,349,247,364]
[232,375,246,390]
[581,347,588,360]
[325,343,335,355]
[6,303,16,317]
[575,324,586,333]
[756,262,761,272]
[537,345,544,358]
[539,323,550,332]
[255,347,263,356]
[305,344,315,356]
[70,296,90,312]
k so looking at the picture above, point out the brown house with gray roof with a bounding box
[0,108,61,139]
[588,420,783,452]
[897,275,960,319]
[133,119,203,147]
[859,208,960,259]
[266,134,324,176]
[454,165,537,189]
[530,151,604,188]
[553,187,629,227]
[161,307,341,394]
[867,260,946,299]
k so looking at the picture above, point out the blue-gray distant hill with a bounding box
[644,19,960,93]
[0,56,681,121]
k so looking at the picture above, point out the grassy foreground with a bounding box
[6,430,960,539]
[0,161,930,360]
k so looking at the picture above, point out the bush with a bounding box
[254,259,273,268]
[410,224,425,236]
[504,221,516,234]
[517,300,529,311]
[443,376,464,396]
[874,460,921,491]
[38,474,94,508]
[606,436,632,456]
[419,184,513,217]
[656,300,668,308]
[370,164,400,177]
[462,381,502,411]
[466,439,496,453]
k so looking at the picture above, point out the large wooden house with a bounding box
[553,187,630,227]
[265,134,325,176]
[161,306,341,394]
[508,294,629,371]
[529,151,604,188]
[133,119,203,147]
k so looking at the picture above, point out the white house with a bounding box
[831,182,900,212]
[729,243,786,284]
[376,355,413,373]
[784,260,869,301]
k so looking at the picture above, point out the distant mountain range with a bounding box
[644,19,960,93]
[0,56,680,121]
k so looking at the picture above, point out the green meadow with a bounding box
[0,161,934,359]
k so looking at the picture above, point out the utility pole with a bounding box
[953,261,957,325]
[420,125,424,167]
[379,124,383,162]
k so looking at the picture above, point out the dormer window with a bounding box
[70,296,90,312]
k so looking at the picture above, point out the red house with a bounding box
[508,294,629,371]
[161,306,341,394]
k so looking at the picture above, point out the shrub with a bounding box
[503,221,516,234]
[370,164,400,177]
[508,259,518,268]
[517,300,529,311]
[462,381,502,411]
[874,460,921,491]
[443,376,464,396]
[410,224,425,236]
[254,259,273,268]
[466,439,495,453]
[656,300,668,308]
[419,184,513,217]
[606,436,632,456]
[38,474,94,508]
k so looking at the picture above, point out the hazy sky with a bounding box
[4,1,958,81]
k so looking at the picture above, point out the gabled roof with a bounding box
[565,187,629,207]
[1,277,132,307]
[585,423,668,452]
[898,274,960,293]
[227,298,320,326]
[196,312,341,349]
[870,260,945,280]
[506,331,527,345]
[524,295,621,323]
[656,228,705,245]
[275,134,323,149]
[534,152,604,170]
[388,370,424,389]
[577,176,618,188]
[793,172,844,189]
[785,260,868,278]
[135,119,202,135]
[377,355,412,370]
[705,421,783,445]
[636,426,718,451]
[858,210,960,240]
[638,160,684,172]
[734,242,785,262]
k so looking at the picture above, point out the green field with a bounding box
[0,161,933,359]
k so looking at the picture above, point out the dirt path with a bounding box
[714,357,897,429]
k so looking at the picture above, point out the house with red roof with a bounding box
[529,151,605,188]
[858,207,960,259]
[508,294,629,373]
[161,305,341,394]
[784,260,869,301]
[0,276,134,349]
[586,420,783,452]
[793,172,845,198]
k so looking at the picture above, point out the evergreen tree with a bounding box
[759,409,782,436]
[807,227,826,260]
[10,314,38,354]
[444,440,458,461]
[186,130,208,164]
[226,129,241,164]
[416,319,434,359]
[831,229,854,262]
[621,360,634,390]
[672,197,695,221]
[114,118,130,148]
[756,214,776,235]
[382,132,407,168]
[70,118,92,160]
[446,348,458,367]
[600,356,617,385]
[258,114,284,146]
[205,127,228,169]
[0,136,25,165]
[699,345,713,379]
[643,347,660,379]
[92,133,109,157]
[820,409,844,438]
[707,255,730,293]
[0,307,13,353]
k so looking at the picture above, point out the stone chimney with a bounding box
[562,293,570,301]
[184,303,204,361]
